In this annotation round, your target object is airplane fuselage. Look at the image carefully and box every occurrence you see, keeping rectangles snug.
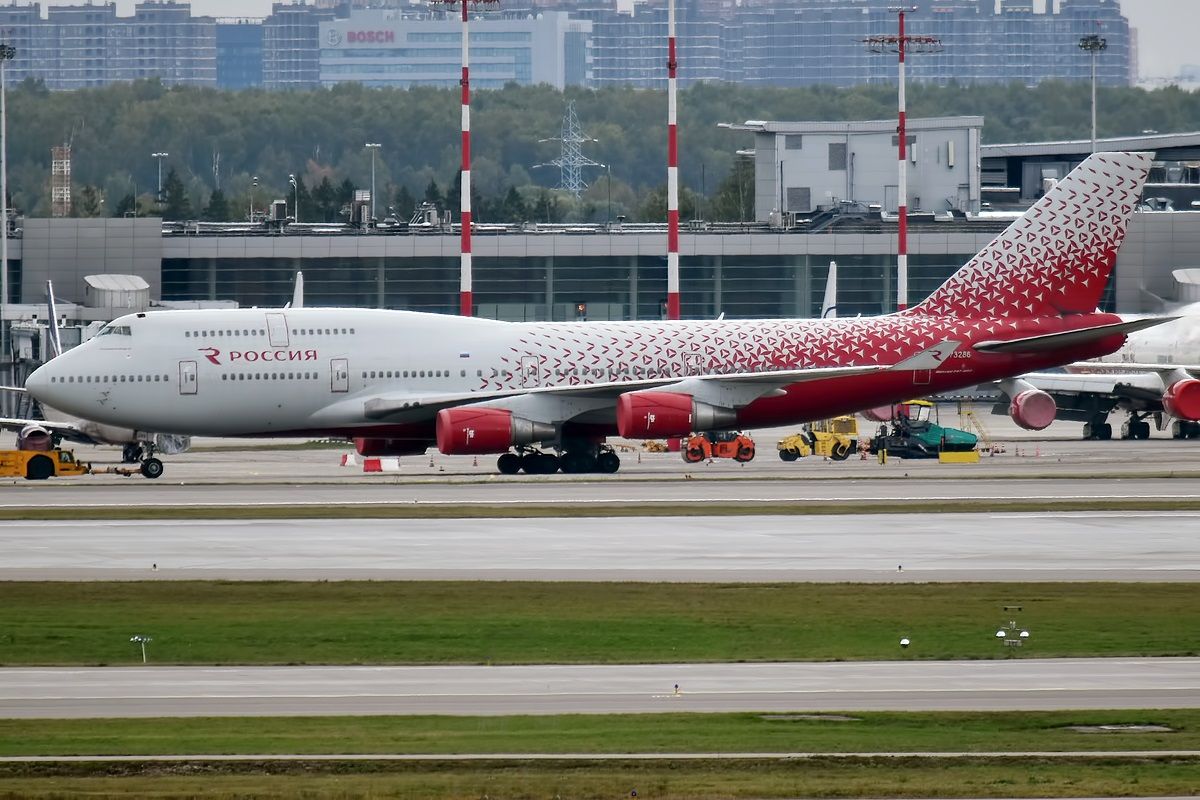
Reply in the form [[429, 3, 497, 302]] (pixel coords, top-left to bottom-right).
[[27, 307, 1127, 443]]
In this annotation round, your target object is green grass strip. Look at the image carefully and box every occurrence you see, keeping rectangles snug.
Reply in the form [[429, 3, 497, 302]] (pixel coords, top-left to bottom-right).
[[3, 497, 1200, 520], [0, 582, 1195, 666], [1, 756, 1197, 798], [2, 710, 1200, 757]]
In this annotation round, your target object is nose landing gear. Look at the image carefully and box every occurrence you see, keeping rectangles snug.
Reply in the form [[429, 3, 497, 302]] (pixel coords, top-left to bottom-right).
[[124, 441, 165, 479]]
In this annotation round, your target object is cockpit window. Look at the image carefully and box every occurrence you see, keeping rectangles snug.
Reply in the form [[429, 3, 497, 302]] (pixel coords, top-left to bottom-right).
[[96, 324, 132, 338]]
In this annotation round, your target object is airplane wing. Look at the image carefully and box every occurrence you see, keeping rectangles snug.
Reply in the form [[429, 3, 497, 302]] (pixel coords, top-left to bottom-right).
[[362, 364, 883, 421], [990, 369, 1180, 423], [360, 341, 958, 423]]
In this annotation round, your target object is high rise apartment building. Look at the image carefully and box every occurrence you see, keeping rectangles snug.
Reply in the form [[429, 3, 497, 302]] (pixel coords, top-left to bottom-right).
[[0, 1, 215, 90], [0, 0, 1130, 91]]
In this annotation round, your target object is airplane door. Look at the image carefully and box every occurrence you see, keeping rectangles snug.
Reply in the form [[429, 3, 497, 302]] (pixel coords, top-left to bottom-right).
[[520, 355, 541, 388], [266, 313, 290, 348], [912, 369, 931, 386], [685, 351, 704, 376], [331, 358, 349, 393], [178, 360, 197, 395]]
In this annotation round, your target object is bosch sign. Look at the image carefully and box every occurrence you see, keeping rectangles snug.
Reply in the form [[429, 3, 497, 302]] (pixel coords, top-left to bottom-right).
[[346, 30, 395, 43]]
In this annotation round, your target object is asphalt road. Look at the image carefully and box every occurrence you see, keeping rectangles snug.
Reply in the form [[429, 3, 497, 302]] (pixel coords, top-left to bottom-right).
[[4, 511, 1199, 581], [4, 658, 1197, 718]]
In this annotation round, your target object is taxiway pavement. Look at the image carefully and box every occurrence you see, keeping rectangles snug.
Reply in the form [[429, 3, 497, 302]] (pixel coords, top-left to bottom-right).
[[3, 511, 1198, 581], [4, 658, 1197, 718]]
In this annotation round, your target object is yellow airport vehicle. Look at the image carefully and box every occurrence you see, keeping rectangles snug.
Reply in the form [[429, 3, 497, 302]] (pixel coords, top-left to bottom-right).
[[777, 415, 858, 461], [0, 448, 90, 480], [0, 448, 155, 480]]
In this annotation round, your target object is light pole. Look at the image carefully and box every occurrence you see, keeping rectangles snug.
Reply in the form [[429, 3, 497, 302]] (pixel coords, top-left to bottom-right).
[[249, 175, 258, 222], [365, 143, 381, 224], [1079, 33, 1108, 153], [0, 43, 14, 356], [289, 173, 298, 223], [151, 152, 168, 203], [864, 8, 942, 312], [130, 634, 152, 664]]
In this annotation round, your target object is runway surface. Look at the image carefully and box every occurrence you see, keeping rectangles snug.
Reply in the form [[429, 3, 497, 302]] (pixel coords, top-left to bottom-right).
[[3, 476, 1200, 509], [4, 658, 1198, 718], [4, 511, 1199, 581]]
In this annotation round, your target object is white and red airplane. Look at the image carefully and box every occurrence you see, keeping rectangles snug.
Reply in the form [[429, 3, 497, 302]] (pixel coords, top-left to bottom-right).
[[24, 152, 1179, 476]]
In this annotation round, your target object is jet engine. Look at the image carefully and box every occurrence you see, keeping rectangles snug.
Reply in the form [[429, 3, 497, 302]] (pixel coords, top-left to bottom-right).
[[615, 391, 737, 438], [1162, 377, 1200, 421], [354, 437, 432, 457], [861, 406, 894, 423], [16, 424, 53, 451], [435, 407, 555, 455], [1008, 388, 1057, 431]]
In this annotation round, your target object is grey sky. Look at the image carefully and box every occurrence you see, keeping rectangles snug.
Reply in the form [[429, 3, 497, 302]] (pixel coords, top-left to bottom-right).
[[22, 0, 1200, 80]]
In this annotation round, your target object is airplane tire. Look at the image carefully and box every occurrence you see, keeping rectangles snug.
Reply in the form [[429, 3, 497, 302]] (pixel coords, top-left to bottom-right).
[[535, 454, 561, 474], [779, 449, 798, 462], [1098, 424, 1112, 440], [25, 455, 54, 481], [1135, 421, 1151, 440], [497, 453, 521, 475], [596, 451, 620, 474], [140, 457, 165, 480]]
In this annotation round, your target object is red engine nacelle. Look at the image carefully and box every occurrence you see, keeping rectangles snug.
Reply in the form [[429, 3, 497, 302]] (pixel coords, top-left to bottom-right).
[[616, 391, 737, 438], [1162, 377, 1200, 421], [435, 407, 555, 455], [354, 438, 431, 457], [1009, 388, 1057, 431], [861, 406, 894, 423]]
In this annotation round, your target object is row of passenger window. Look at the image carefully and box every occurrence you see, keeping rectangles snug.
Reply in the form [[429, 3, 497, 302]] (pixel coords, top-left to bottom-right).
[[362, 369, 465, 379], [184, 328, 356, 338], [221, 372, 321, 381], [49, 374, 170, 384]]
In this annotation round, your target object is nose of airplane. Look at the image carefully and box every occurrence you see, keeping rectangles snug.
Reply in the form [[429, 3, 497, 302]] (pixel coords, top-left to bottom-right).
[[24, 362, 55, 404]]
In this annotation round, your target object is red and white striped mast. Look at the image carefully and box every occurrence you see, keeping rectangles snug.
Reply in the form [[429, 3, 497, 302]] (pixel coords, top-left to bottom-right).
[[864, 8, 940, 312], [438, 0, 496, 316], [665, 0, 680, 320]]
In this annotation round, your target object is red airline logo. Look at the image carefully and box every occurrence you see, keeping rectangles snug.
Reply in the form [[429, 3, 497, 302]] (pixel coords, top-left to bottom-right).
[[199, 347, 318, 366]]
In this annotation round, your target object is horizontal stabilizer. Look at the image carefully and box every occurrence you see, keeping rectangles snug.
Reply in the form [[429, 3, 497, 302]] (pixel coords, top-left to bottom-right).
[[973, 317, 1176, 354]]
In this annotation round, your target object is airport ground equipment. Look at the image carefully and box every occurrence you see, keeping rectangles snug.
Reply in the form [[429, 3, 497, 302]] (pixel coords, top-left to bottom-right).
[[869, 400, 977, 459], [0, 448, 90, 480], [957, 404, 1005, 454], [682, 431, 756, 463], [0, 448, 161, 480], [777, 416, 858, 461]]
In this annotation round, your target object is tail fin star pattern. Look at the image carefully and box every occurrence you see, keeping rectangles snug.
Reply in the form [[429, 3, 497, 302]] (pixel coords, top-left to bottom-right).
[[909, 151, 1152, 319]]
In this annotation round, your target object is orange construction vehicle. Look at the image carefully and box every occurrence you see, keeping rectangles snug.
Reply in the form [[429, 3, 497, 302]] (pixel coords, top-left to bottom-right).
[[681, 431, 756, 463]]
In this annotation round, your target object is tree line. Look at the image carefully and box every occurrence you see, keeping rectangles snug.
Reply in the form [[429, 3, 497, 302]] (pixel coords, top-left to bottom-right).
[[9, 77, 1200, 223]]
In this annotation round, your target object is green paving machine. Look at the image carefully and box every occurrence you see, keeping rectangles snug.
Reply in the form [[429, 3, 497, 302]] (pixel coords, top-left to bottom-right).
[[868, 400, 978, 459]]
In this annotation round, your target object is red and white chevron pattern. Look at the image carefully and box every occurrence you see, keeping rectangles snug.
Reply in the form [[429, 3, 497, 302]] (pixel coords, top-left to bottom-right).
[[481, 315, 1022, 391], [911, 152, 1151, 319]]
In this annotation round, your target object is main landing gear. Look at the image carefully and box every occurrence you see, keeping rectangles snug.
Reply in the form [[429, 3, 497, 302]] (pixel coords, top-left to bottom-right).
[[122, 442, 165, 479], [496, 443, 621, 475], [1119, 412, 1152, 441], [1081, 414, 1113, 441]]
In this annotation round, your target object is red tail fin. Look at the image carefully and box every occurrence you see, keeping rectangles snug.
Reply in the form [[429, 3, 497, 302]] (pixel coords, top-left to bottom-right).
[[910, 152, 1152, 319]]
